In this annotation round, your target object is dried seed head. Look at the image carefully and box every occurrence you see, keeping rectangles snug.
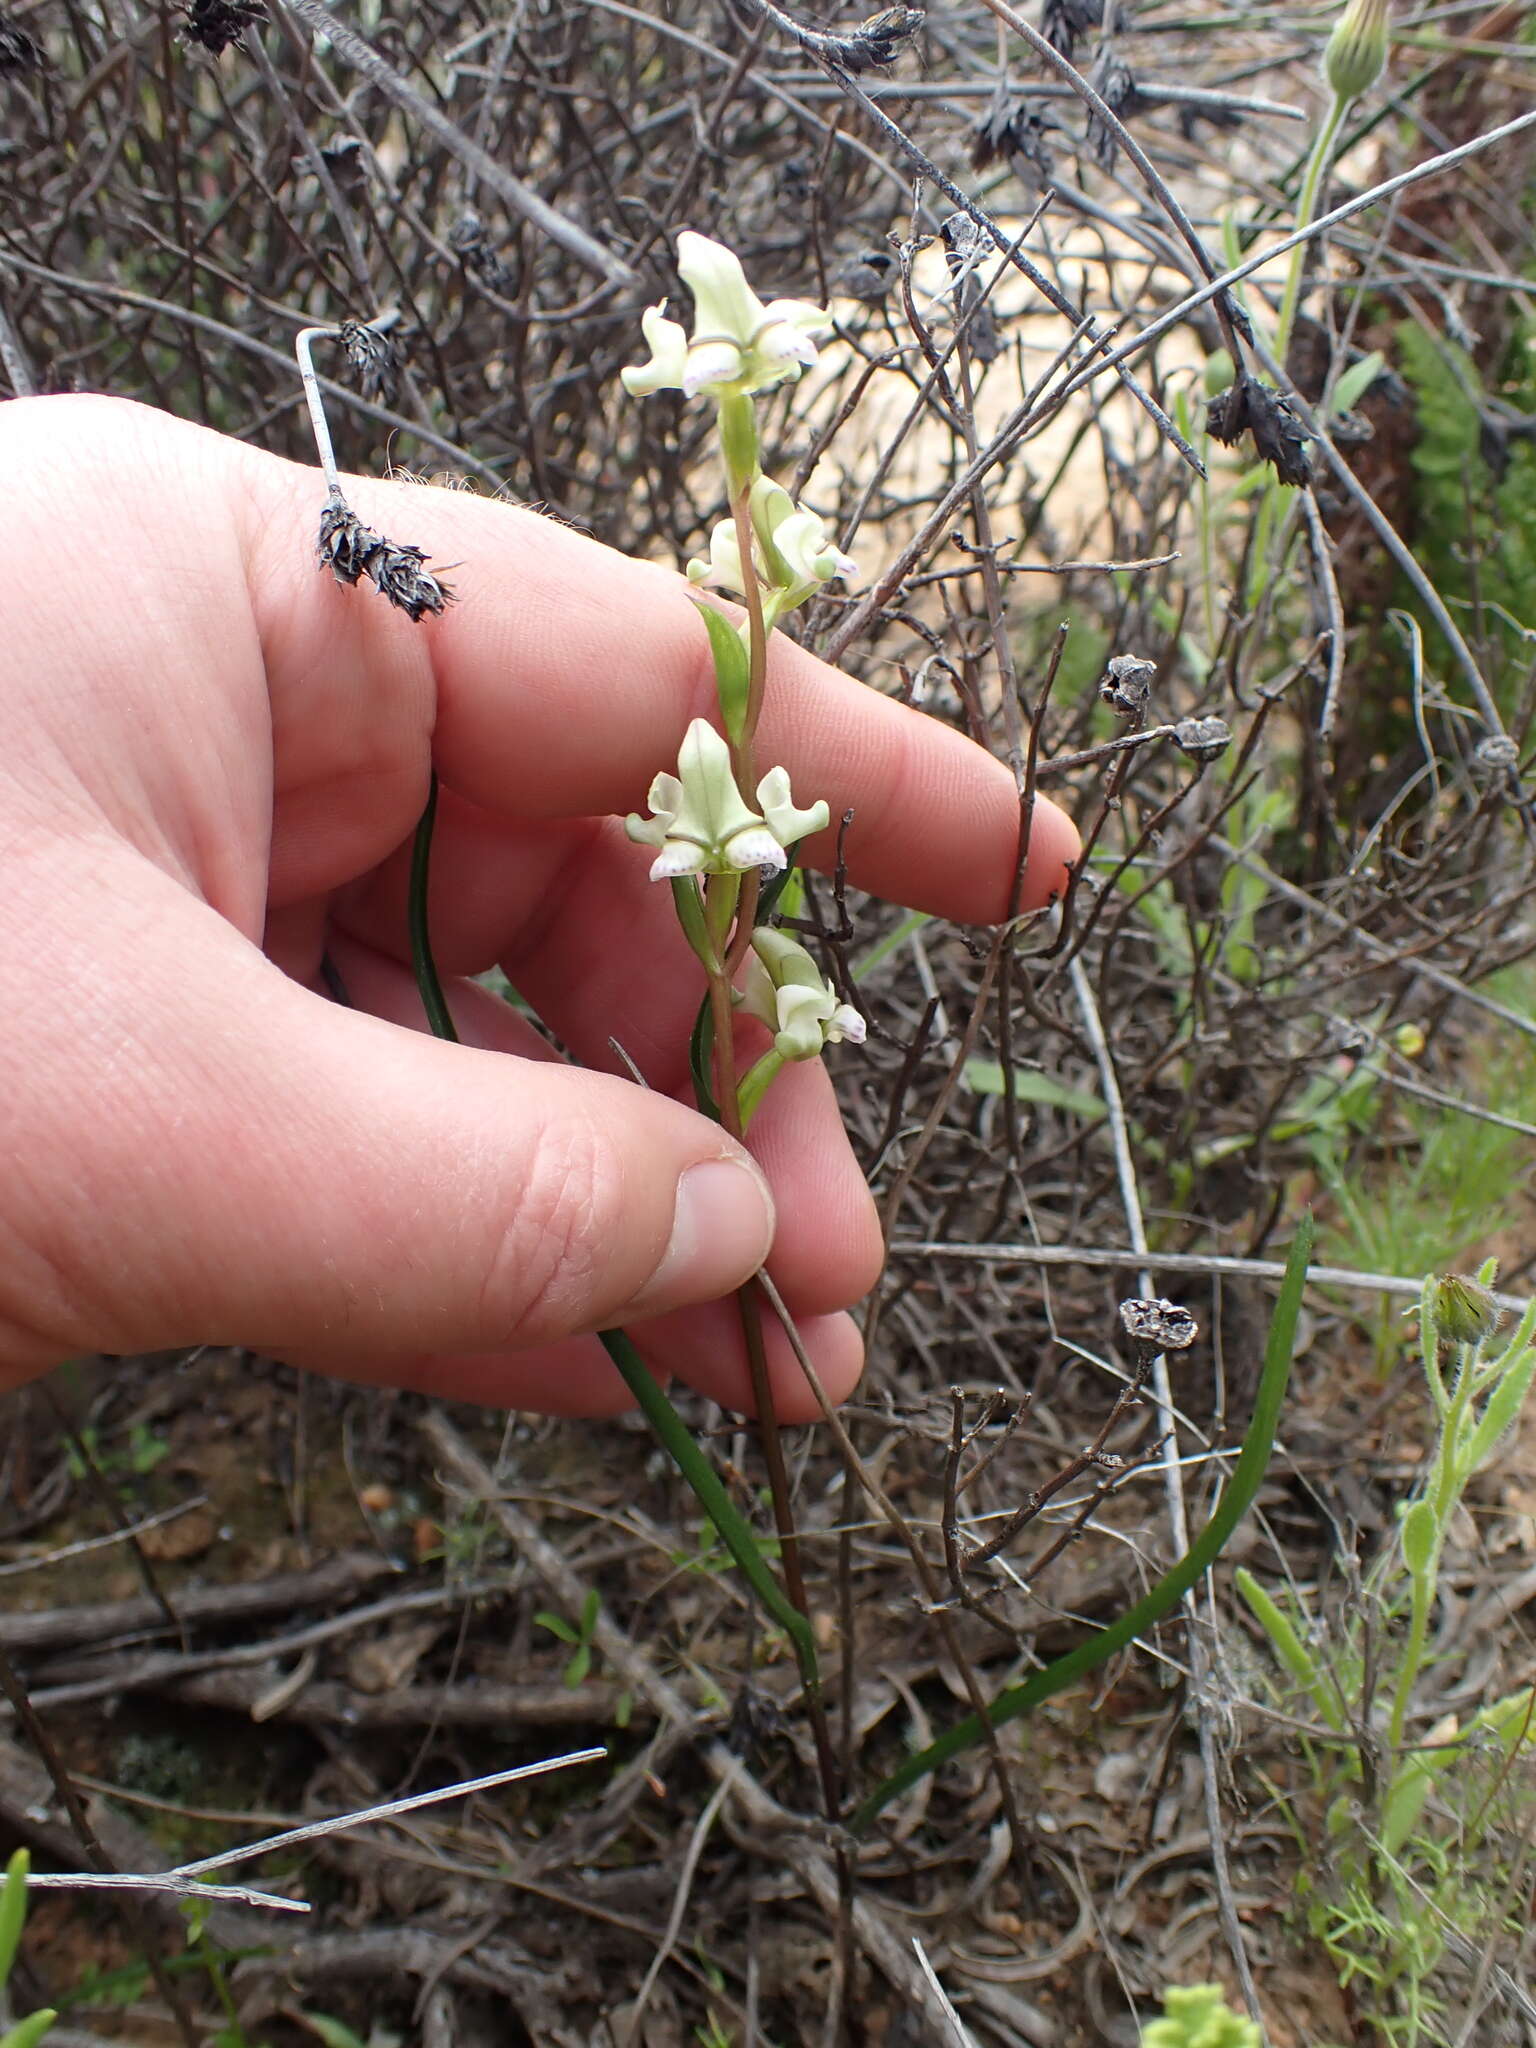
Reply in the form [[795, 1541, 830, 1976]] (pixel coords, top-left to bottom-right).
[[1100, 653, 1156, 719], [450, 211, 514, 293], [1473, 734, 1520, 775], [0, 16, 43, 70], [1173, 716, 1232, 763], [1042, 0, 1102, 59], [1206, 373, 1312, 487], [182, 0, 266, 54], [832, 248, 898, 303], [1085, 54, 1139, 171], [316, 497, 452, 622], [1119, 1298, 1199, 1354], [1427, 1273, 1503, 1348], [828, 5, 925, 73], [338, 320, 401, 404], [319, 135, 369, 198], [971, 96, 1056, 185]]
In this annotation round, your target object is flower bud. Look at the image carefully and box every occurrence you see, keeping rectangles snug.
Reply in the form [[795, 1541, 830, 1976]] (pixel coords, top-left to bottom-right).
[[1324, 0, 1389, 103], [1427, 1273, 1503, 1349]]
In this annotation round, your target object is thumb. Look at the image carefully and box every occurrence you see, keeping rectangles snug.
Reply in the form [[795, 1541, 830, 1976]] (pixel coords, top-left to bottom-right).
[[1, 863, 775, 1382]]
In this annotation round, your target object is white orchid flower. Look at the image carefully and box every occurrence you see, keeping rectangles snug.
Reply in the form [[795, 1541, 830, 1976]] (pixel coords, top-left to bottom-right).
[[624, 720, 829, 881], [687, 475, 857, 612], [622, 232, 833, 402], [738, 927, 866, 1063]]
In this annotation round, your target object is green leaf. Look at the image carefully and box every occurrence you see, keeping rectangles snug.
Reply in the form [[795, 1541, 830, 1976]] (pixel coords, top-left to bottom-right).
[[694, 600, 750, 745], [852, 909, 931, 983], [564, 1644, 592, 1689], [598, 1328, 818, 1684], [294, 2017, 372, 2048], [962, 1060, 1104, 1120], [1330, 349, 1386, 416], [0, 1850, 29, 1992], [1234, 1569, 1345, 1732], [534, 1610, 579, 1645], [1398, 1499, 1440, 1583], [688, 995, 720, 1122], [0, 2012, 58, 2048], [852, 1215, 1314, 1831]]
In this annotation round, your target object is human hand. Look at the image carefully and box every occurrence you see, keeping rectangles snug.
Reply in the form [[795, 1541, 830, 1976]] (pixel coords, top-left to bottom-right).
[[0, 396, 1078, 1418]]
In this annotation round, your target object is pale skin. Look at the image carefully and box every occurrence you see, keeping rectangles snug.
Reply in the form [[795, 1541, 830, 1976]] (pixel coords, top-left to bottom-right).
[[0, 396, 1080, 1419]]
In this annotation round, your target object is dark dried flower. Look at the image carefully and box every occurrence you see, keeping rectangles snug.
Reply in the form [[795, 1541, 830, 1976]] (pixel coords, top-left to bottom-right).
[[832, 247, 898, 303], [1172, 715, 1232, 762], [1206, 371, 1312, 487], [1119, 1297, 1199, 1354], [0, 16, 43, 71], [1042, 0, 1102, 60], [1085, 53, 1139, 171], [319, 135, 369, 199], [726, 1682, 787, 1761], [317, 496, 452, 622], [449, 210, 514, 295], [972, 95, 1056, 185], [1100, 652, 1156, 718], [338, 320, 401, 404], [182, 0, 266, 54], [827, 5, 924, 73]]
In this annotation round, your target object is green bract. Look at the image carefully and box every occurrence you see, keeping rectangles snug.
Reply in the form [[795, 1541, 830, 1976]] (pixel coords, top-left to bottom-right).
[[621, 231, 832, 402], [625, 719, 828, 880]]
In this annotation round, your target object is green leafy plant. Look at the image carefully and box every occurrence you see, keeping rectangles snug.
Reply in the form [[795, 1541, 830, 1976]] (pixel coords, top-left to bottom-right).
[[1139, 1983, 1259, 2048], [65, 1420, 171, 1483], [0, 1852, 58, 2048], [1237, 1262, 1536, 2041], [535, 1587, 602, 1689]]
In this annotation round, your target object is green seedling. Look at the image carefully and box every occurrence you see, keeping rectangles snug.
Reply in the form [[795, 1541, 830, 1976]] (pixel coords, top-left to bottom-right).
[[535, 1587, 602, 1689]]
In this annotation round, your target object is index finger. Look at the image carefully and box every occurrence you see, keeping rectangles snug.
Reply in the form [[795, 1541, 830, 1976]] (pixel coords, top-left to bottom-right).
[[273, 469, 1079, 925]]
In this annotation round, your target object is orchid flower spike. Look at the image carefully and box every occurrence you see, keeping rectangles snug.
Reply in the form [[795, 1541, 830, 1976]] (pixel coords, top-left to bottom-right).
[[688, 475, 857, 613], [622, 232, 833, 402], [625, 719, 829, 881], [738, 927, 866, 1063]]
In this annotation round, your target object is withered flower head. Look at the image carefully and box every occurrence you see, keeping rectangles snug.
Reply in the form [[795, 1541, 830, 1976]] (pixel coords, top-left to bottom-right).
[[1206, 372, 1312, 488], [1101, 652, 1156, 719], [1173, 716, 1232, 763], [1119, 1298, 1199, 1355], [338, 320, 401, 404], [971, 96, 1056, 184], [1085, 54, 1140, 171], [1042, 0, 1102, 59], [828, 5, 925, 73], [832, 248, 898, 303], [319, 135, 368, 198], [182, 0, 266, 54], [0, 16, 42, 70], [450, 211, 514, 294], [317, 496, 452, 623]]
